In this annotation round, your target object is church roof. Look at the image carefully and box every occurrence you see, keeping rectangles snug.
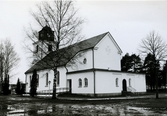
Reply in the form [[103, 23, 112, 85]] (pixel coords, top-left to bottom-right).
[[25, 32, 109, 74], [39, 25, 53, 32]]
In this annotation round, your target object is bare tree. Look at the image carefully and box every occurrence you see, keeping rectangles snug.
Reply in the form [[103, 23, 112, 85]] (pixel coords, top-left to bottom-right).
[[139, 31, 167, 98], [140, 31, 167, 60], [24, 0, 84, 99], [0, 39, 20, 94], [2, 39, 20, 79]]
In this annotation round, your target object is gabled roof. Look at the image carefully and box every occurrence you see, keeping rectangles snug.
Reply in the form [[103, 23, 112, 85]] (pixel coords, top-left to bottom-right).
[[25, 32, 108, 74]]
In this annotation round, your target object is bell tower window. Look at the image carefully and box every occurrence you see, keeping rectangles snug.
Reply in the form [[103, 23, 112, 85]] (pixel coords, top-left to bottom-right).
[[47, 33, 51, 38], [48, 44, 52, 52]]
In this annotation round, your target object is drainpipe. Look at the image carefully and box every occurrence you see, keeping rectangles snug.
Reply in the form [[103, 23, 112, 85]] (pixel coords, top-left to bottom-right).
[[92, 48, 96, 96]]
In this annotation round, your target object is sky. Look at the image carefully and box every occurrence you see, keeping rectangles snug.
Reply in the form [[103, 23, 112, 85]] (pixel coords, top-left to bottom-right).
[[0, 0, 167, 83]]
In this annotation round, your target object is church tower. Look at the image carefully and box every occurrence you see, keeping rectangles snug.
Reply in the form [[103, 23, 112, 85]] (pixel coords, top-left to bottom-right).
[[32, 26, 57, 64]]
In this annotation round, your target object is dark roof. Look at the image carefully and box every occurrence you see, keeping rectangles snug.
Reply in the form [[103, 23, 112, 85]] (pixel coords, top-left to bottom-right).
[[25, 32, 108, 74], [39, 25, 53, 32]]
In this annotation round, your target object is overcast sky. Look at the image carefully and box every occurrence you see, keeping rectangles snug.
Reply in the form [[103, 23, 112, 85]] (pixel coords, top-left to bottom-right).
[[0, 0, 167, 83]]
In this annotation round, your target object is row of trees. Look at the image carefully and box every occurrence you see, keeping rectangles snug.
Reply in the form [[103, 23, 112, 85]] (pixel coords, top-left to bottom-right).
[[121, 31, 167, 98], [0, 39, 20, 94], [121, 53, 167, 90]]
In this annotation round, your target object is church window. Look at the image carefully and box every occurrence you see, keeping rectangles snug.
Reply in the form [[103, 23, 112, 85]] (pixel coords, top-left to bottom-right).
[[46, 73, 48, 87], [116, 78, 119, 87], [47, 33, 51, 38], [84, 78, 88, 87], [40, 33, 43, 38], [129, 78, 131, 87], [83, 58, 87, 64], [78, 78, 82, 87]]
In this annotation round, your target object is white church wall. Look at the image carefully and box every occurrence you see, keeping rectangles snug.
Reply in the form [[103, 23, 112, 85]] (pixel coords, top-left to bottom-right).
[[133, 74, 146, 92], [67, 72, 94, 94], [58, 67, 68, 88], [95, 70, 146, 94], [95, 71, 122, 94], [25, 73, 32, 93], [25, 66, 67, 93], [121, 73, 146, 92], [67, 49, 93, 72], [94, 34, 121, 71], [37, 69, 54, 92]]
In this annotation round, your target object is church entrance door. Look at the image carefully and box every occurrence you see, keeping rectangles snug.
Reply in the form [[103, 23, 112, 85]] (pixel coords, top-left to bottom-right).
[[68, 79, 72, 93], [122, 79, 127, 91]]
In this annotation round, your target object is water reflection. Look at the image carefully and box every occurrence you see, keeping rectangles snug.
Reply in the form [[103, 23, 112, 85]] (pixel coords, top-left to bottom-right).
[[1, 103, 167, 116]]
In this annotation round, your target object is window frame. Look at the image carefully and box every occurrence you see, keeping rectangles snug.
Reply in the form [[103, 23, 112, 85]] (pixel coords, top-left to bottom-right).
[[129, 78, 131, 87], [84, 78, 88, 87], [116, 78, 119, 87], [78, 78, 82, 87]]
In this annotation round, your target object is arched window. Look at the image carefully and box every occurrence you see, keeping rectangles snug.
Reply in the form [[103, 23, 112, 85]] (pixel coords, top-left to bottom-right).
[[116, 78, 118, 87], [84, 78, 88, 87], [83, 58, 87, 64], [48, 44, 52, 52], [129, 78, 131, 87], [46, 73, 48, 86], [78, 78, 82, 87]]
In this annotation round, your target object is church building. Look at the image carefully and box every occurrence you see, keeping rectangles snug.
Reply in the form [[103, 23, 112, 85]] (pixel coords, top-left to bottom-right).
[[25, 26, 146, 96]]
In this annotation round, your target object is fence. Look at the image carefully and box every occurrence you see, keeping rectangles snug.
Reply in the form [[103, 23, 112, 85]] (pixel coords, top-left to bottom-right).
[[37, 87, 70, 95]]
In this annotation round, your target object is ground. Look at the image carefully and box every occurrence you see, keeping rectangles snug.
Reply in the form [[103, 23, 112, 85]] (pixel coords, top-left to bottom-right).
[[0, 94, 167, 116]]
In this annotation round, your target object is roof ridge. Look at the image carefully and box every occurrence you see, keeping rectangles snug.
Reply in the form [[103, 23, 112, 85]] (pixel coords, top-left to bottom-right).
[[77, 32, 109, 44], [66, 31, 108, 47]]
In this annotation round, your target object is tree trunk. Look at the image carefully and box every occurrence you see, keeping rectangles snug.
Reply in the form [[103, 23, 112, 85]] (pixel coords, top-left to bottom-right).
[[52, 68, 57, 99], [155, 67, 159, 99]]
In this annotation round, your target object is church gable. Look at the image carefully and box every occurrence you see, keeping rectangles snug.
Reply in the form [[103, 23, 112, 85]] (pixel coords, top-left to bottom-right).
[[66, 32, 123, 72], [95, 33, 122, 55], [93, 33, 122, 70]]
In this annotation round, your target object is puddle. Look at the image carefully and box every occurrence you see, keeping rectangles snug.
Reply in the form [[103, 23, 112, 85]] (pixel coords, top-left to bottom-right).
[[1, 103, 166, 116]]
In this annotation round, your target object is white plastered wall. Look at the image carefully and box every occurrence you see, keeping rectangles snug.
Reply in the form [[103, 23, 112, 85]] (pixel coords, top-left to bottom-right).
[[67, 49, 93, 72], [95, 71, 146, 94], [94, 34, 121, 70], [67, 72, 94, 94], [25, 66, 67, 93]]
